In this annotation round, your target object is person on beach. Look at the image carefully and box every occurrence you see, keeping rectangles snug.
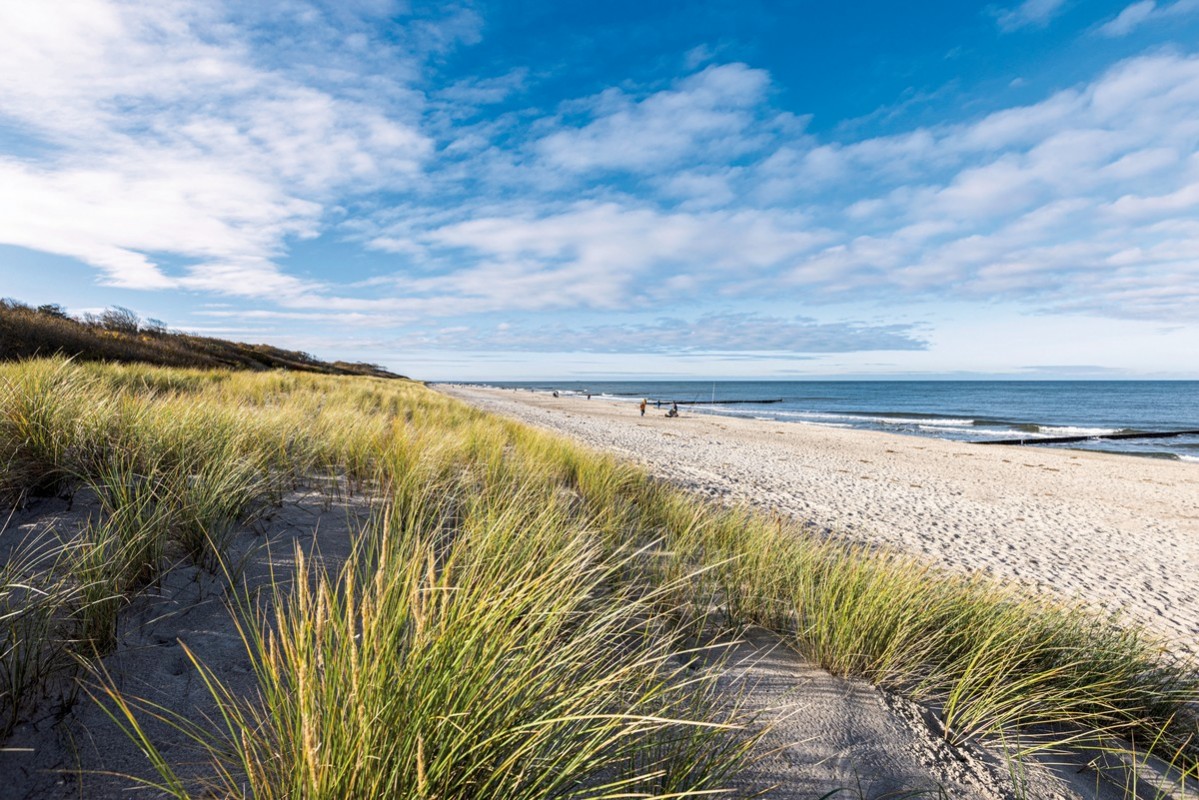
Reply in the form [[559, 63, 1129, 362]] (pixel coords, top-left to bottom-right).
[[640, 398, 647, 416], [666, 402, 679, 418]]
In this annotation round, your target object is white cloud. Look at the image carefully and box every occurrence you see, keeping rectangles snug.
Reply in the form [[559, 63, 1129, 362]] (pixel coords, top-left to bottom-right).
[[0, 154, 320, 293], [750, 53, 1199, 319], [995, 0, 1069, 31], [683, 44, 719, 70], [336, 52, 1199, 323], [1106, 180, 1199, 218], [0, 0, 433, 294], [360, 202, 828, 314], [535, 63, 772, 173], [654, 169, 741, 208], [436, 68, 530, 106], [1099, 1, 1159, 36], [4, 0, 1199, 351], [1098, 0, 1199, 37], [247, 50, 1199, 322]]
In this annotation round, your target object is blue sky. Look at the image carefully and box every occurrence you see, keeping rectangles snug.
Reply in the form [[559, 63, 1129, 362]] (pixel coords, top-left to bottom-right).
[[2, 0, 1198, 380]]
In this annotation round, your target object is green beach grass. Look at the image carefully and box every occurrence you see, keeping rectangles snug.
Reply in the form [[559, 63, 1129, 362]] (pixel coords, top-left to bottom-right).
[[2, 357, 1197, 797]]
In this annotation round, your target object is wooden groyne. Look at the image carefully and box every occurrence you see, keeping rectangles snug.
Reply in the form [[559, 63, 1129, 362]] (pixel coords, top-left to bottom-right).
[[675, 398, 784, 406], [975, 429, 1199, 446]]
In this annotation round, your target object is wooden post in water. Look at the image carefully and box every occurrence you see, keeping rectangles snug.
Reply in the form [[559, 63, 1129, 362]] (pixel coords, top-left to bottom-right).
[[974, 430, 1199, 446]]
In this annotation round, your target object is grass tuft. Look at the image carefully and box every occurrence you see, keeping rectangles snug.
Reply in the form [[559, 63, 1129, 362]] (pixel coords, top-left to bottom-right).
[[0, 358, 1194, 798]]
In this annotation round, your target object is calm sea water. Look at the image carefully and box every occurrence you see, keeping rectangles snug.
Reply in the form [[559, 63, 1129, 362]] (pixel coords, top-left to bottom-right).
[[479, 381, 1199, 462]]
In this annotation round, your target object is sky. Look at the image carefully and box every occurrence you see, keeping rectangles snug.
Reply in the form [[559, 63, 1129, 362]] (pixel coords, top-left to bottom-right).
[[1, 0, 1198, 381]]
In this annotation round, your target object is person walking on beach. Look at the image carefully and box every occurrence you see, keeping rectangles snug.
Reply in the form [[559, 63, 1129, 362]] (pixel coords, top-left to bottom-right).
[[640, 398, 647, 417]]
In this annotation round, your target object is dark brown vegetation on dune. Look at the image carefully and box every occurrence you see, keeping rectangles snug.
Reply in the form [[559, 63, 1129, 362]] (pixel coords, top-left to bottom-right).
[[0, 298, 404, 379]]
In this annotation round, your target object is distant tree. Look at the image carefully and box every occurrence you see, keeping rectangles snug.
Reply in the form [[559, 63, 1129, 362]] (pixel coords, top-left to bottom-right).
[[100, 306, 141, 334], [1, 298, 31, 312], [144, 318, 168, 335], [36, 303, 69, 318]]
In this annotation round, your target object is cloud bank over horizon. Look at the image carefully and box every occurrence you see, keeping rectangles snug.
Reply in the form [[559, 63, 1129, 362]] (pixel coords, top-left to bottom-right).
[[2, 0, 1198, 378]]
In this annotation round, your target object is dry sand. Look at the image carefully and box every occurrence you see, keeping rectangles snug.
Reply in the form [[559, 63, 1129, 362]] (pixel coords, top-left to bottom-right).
[[442, 386, 1199, 657], [0, 484, 372, 800]]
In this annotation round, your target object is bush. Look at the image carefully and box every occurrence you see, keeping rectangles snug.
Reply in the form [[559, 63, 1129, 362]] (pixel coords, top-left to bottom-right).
[[99, 306, 141, 334]]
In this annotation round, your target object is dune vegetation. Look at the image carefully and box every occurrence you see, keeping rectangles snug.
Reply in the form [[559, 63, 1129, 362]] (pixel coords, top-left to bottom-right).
[[1, 357, 1197, 797], [0, 298, 403, 378]]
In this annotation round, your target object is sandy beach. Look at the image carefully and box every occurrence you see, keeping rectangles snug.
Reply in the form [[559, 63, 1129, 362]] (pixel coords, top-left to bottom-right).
[[442, 386, 1199, 656], [4, 368, 1196, 800]]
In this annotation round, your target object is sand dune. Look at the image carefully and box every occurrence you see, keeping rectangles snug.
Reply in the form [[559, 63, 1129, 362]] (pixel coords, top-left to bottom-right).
[[5, 383, 1196, 799]]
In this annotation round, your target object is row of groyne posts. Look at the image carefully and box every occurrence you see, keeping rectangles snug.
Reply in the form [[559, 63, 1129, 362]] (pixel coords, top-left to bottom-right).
[[973, 429, 1199, 446]]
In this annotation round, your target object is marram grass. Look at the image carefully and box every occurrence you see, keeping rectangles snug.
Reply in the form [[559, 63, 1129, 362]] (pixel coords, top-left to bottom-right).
[[0, 357, 1196, 797], [105, 490, 754, 799]]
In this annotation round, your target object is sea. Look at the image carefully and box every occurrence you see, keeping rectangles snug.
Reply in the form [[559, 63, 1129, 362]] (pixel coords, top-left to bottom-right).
[[478, 381, 1199, 463]]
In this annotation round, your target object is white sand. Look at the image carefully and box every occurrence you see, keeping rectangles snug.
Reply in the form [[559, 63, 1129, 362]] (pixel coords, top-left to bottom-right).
[[442, 386, 1199, 656]]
